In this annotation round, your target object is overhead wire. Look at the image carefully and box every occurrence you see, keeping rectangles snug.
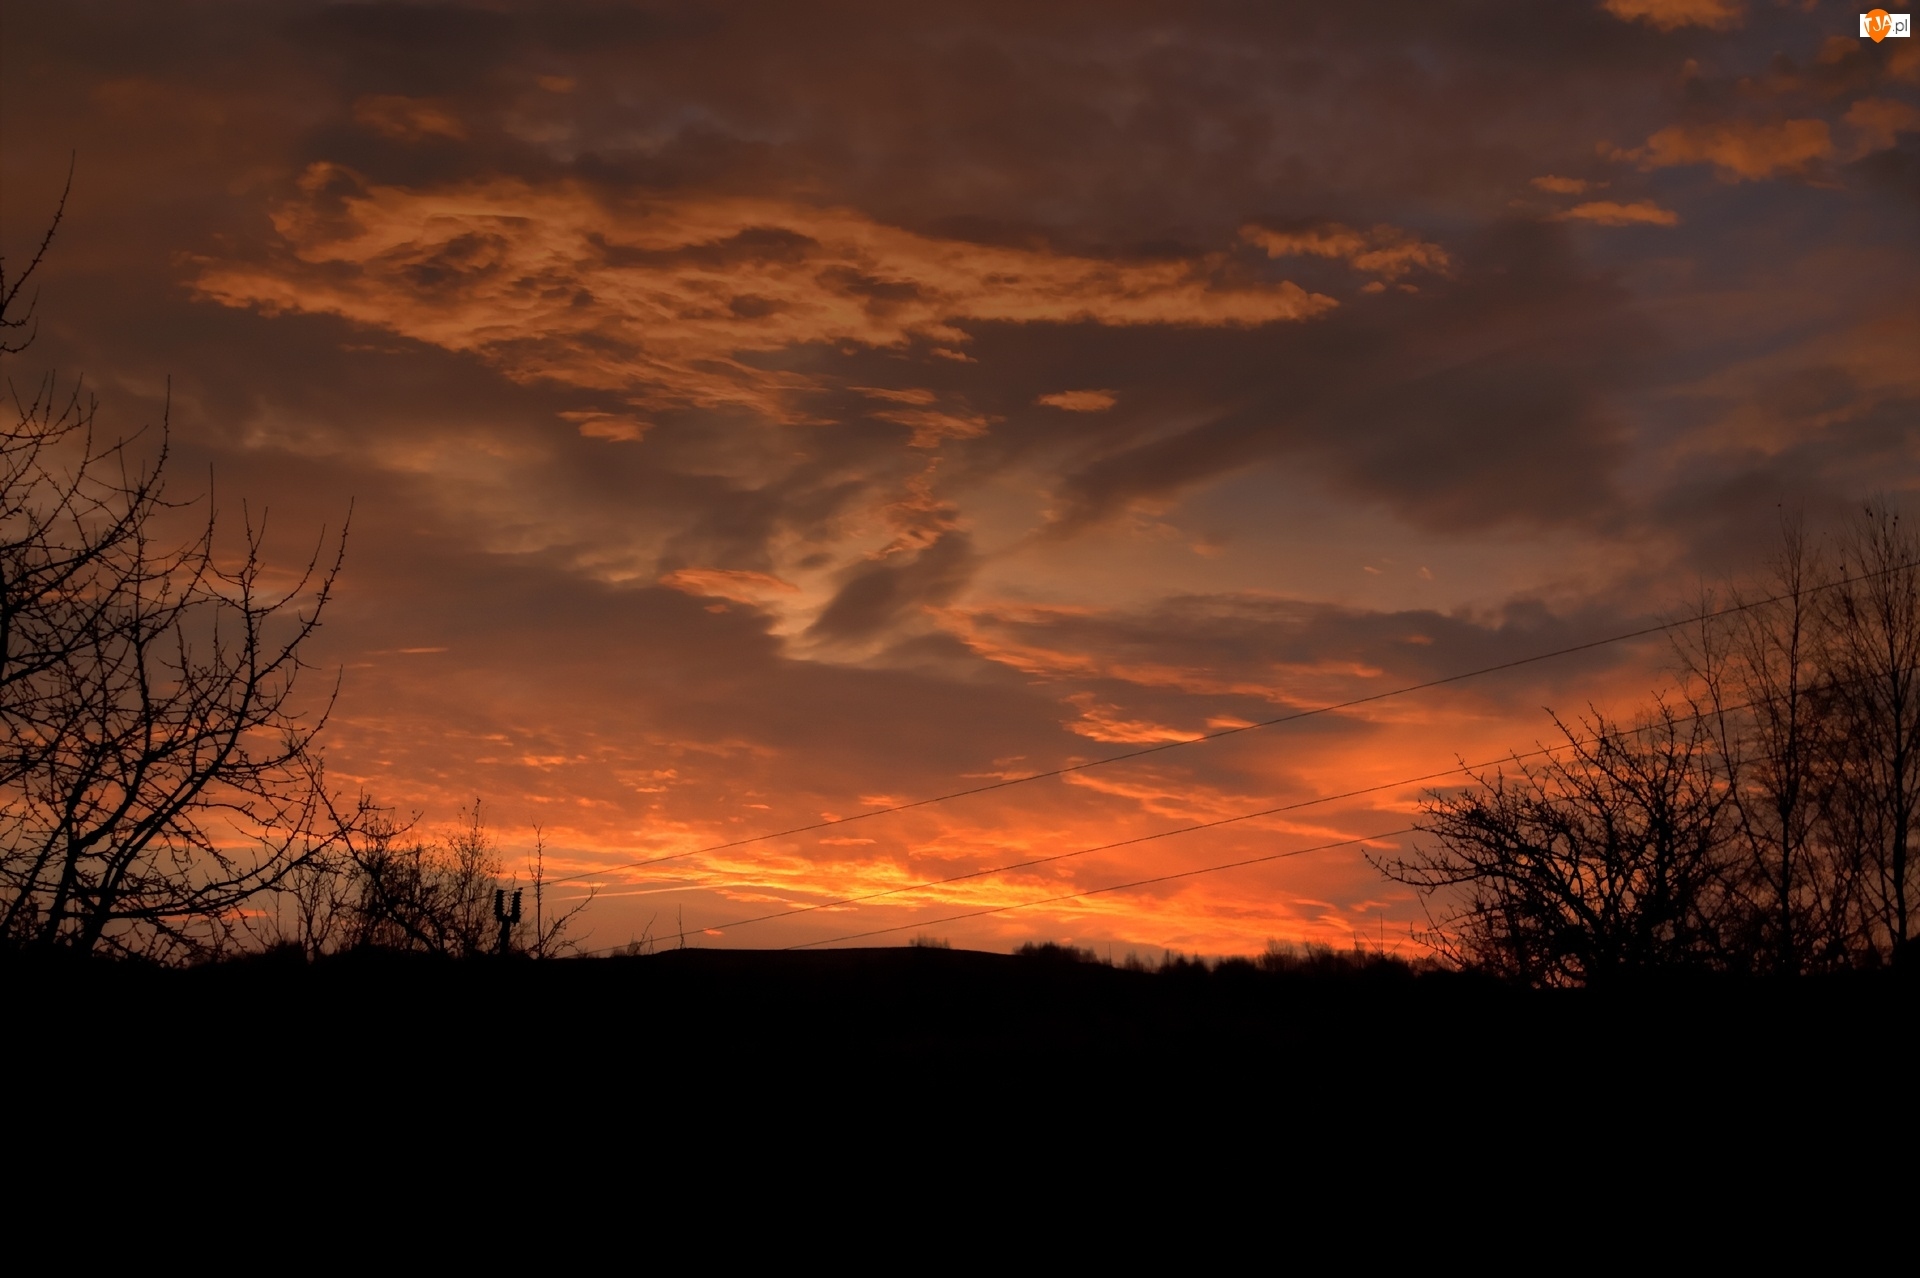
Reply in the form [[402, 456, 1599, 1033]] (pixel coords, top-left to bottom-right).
[[793, 630, 1920, 946], [788, 827, 1421, 949], [569, 748, 1552, 949], [544, 560, 1899, 891], [572, 671, 1861, 955]]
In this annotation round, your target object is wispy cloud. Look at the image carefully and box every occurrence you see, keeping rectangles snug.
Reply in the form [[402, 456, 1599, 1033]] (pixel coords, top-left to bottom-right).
[[1600, 0, 1744, 32], [1036, 389, 1117, 412], [1239, 222, 1450, 282], [1622, 119, 1833, 181], [1556, 199, 1681, 226], [196, 166, 1337, 430]]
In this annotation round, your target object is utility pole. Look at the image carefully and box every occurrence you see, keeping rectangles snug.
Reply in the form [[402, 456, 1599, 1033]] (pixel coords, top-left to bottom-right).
[[494, 887, 522, 956]]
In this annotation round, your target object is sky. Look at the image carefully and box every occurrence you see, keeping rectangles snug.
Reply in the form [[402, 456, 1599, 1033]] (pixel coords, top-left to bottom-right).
[[3, 0, 1918, 957]]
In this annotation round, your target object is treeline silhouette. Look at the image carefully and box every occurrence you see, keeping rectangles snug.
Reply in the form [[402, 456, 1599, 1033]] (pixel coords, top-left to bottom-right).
[[1006, 938, 1434, 980], [268, 803, 588, 960], [1383, 515, 1920, 983]]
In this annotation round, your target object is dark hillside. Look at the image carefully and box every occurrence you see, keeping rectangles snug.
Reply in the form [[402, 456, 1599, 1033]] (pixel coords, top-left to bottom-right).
[[12, 948, 1907, 1119]]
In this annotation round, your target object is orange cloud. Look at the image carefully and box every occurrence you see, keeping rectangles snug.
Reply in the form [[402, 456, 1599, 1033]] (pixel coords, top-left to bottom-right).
[[1600, 0, 1743, 30], [852, 386, 995, 446], [658, 568, 800, 602], [1556, 199, 1681, 226], [351, 95, 468, 141], [194, 167, 1337, 425], [869, 407, 995, 448], [1532, 175, 1602, 195], [1065, 694, 1204, 745], [1628, 118, 1832, 180], [557, 409, 648, 442], [1845, 97, 1920, 156], [1037, 389, 1118, 412], [853, 386, 938, 406], [1239, 222, 1450, 281]]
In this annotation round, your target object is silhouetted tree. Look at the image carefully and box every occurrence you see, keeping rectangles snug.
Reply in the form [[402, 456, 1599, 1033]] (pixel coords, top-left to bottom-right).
[[524, 827, 592, 959], [0, 185, 352, 958], [309, 801, 587, 958], [1379, 702, 1733, 986], [1675, 518, 1858, 972], [1391, 507, 1920, 981], [1822, 503, 1920, 960], [340, 804, 502, 958]]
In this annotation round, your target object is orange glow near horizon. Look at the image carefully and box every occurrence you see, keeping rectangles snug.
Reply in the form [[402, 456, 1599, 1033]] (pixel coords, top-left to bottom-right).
[[310, 614, 1680, 956]]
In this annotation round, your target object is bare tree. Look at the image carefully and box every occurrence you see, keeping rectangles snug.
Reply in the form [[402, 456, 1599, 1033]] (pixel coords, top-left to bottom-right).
[[1378, 702, 1734, 986], [524, 826, 592, 959], [1675, 518, 1855, 972], [340, 803, 502, 958], [261, 834, 354, 960], [1385, 509, 1920, 981], [1822, 503, 1920, 960], [0, 185, 353, 959]]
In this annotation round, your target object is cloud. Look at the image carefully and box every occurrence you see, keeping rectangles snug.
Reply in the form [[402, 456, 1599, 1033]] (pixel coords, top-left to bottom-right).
[[1846, 97, 1920, 156], [1043, 221, 1644, 533], [1600, 0, 1744, 31], [558, 409, 647, 441], [1037, 390, 1117, 412], [1629, 118, 1833, 180], [948, 590, 1651, 751], [1556, 199, 1681, 226], [659, 568, 800, 603], [194, 167, 1337, 427], [1240, 223, 1450, 281], [352, 95, 469, 142], [808, 530, 980, 642], [1898, 46, 1920, 86], [868, 407, 995, 448], [1532, 175, 1603, 195], [853, 387, 937, 406], [1064, 693, 1204, 744]]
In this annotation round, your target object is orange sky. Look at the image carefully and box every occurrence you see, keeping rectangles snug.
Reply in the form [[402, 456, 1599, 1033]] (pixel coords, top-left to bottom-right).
[[4, 0, 1919, 956]]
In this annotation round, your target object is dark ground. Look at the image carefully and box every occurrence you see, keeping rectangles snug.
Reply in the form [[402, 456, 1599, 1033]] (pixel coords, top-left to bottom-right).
[[11, 945, 1908, 1093], [14, 947, 1903, 1250], [9, 946, 1913, 1220]]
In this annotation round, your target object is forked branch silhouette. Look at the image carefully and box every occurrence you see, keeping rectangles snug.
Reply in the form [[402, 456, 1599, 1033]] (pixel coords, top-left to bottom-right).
[[0, 179, 360, 959]]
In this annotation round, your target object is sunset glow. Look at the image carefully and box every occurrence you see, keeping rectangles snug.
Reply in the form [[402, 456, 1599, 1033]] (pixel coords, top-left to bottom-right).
[[5, 0, 1918, 957]]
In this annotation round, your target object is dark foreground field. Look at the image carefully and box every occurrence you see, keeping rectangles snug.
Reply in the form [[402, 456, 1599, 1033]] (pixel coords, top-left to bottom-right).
[[10, 947, 1910, 1236], [12, 946, 1909, 1108]]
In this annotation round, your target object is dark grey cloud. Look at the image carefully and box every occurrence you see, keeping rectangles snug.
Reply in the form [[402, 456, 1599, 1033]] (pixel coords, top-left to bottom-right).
[[810, 530, 979, 641], [1036, 220, 1646, 532]]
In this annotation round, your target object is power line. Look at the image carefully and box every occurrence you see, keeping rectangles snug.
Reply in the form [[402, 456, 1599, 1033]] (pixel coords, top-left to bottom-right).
[[546, 561, 1892, 890], [569, 668, 1881, 955], [580, 753, 1528, 946], [787, 827, 1419, 949]]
